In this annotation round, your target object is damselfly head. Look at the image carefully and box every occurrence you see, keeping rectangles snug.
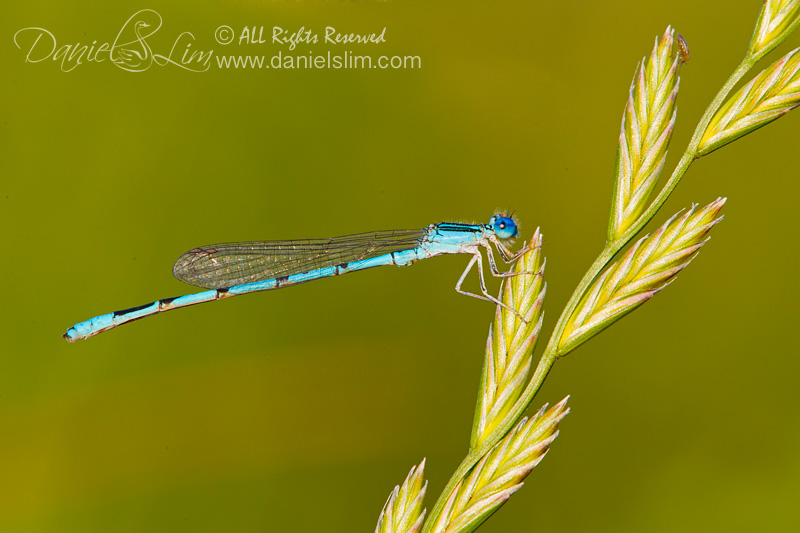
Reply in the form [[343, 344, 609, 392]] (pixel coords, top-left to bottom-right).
[[489, 213, 519, 239]]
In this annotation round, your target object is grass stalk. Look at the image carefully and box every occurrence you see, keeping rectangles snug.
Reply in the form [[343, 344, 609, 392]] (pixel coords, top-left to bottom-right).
[[418, 7, 800, 529], [422, 43, 758, 533]]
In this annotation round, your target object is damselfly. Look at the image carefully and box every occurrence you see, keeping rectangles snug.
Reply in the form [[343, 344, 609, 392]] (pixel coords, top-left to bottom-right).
[[64, 214, 529, 342]]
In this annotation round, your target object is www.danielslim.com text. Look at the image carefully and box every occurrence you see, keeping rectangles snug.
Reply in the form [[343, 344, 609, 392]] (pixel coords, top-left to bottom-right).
[[216, 51, 421, 69]]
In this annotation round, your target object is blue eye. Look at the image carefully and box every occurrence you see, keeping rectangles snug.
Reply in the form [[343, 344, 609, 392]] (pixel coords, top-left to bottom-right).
[[491, 215, 518, 239]]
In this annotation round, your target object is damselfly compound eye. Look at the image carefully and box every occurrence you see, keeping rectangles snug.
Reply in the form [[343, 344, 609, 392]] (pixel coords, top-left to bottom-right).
[[492, 216, 518, 239]]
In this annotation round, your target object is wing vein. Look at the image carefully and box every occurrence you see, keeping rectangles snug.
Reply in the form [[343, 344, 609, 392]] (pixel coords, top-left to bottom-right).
[[172, 228, 426, 289]]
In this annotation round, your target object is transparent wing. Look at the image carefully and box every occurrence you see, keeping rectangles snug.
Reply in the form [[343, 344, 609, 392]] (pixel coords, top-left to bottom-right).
[[172, 228, 427, 289]]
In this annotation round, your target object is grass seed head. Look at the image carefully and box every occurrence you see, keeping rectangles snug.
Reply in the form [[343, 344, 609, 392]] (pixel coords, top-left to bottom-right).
[[610, 27, 682, 240], [431, 398, 569, 533], [699, 48, 800, 156], [472, 230, 546, 448], [376, 459, 428, 533], [561, 198, 726, 356], [749, 0, 800, 59]]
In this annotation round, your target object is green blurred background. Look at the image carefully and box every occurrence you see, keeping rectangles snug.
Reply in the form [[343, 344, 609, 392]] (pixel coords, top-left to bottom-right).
[[2, 1, 798, 531]]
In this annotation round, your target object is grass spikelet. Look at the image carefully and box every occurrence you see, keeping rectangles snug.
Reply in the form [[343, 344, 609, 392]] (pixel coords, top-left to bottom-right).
[[749, 0, 800, 59], [471, 230, 546, 448], [699, 48, 800, 156], [376, 459, 428, 533], [430, 398, 569, 533], [609, 26, 681, 240], [559, 198, 726, 356], [417, 8, 791, 528]]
